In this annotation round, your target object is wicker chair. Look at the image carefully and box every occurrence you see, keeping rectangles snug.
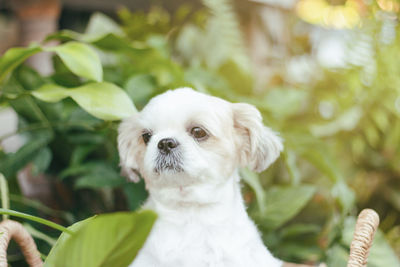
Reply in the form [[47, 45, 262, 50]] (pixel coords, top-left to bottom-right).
[[0, 209, 379, 267]]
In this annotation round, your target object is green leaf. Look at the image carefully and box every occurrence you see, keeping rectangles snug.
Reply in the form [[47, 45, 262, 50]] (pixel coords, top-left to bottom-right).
[[67, 82, 136, 120], [310, 107, 363, 137], [124, 74, 157, 107], [61, 162, 126, 189], [70, 145, 97, 166], [0, 132, 52, 178], [84, 12, 124, 40], [46, 42, 103, 82], [65, 132, 105, 145], [257, 185, 316, 230], [75, 172, 126, 189], [60, 162, 101, 180], [123, 181, 148, 211], [45, 29, 136, 53], [331, 181, 355, 214], [280, 223, 321, 239], [287, 134, 342, 182], [342, 216, 400, 267], [239, 168, 266, 211], [44, 210, 157, 267], [14, 65, 46, 91], [31, 147, 52, 176], [383, 186, 400, 212], [82, 13, 143, 53], [283, 150, 301, 185], [0, 45, 42, 83], [45, 30, 82, 43], [31, 84, 68, 102], [260, 88, 307, 118], [3, 77, 54, 123], [32, 82, 136, 120], [326, 245, 349, 267], [45, 217, 94, 265], [90, 33, 138, 52]]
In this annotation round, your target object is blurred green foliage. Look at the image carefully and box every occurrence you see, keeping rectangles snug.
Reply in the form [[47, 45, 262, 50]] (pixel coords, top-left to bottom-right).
[[0, 0, 399, 265]]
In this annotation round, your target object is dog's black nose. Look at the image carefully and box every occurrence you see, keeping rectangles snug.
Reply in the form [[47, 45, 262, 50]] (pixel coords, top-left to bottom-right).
[[157, 138, 179, 154]]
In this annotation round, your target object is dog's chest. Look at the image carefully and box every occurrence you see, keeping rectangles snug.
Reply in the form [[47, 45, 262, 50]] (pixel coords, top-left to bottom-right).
[[137, 219, 249, 266], [130, 215, 280, 267]]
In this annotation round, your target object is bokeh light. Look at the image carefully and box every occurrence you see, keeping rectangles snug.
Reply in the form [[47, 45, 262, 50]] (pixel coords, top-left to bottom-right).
[[296, 0, 362, 28]]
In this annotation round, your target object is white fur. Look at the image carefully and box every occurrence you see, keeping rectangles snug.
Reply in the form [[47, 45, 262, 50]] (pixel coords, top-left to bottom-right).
[[118, 88, 283, 267]]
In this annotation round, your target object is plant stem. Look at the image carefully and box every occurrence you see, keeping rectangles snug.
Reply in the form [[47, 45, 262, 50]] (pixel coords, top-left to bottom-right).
[[0, 174, 9, 220], [0, 208, 73, 234]]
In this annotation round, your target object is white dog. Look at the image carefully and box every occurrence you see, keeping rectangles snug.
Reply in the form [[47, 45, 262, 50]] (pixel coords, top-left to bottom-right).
[[118, 88, 284, 267]]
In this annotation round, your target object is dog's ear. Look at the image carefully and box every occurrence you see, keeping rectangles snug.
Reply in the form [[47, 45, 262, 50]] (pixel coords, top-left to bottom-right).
[[232, 103, 283, 172], [118, 115, 141, 182]]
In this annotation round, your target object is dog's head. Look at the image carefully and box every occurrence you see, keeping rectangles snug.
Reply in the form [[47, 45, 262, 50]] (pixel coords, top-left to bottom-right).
[[118, 88, 283, 188]]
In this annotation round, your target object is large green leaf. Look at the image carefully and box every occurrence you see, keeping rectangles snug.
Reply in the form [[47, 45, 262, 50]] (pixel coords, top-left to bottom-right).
[[44, 210, 157, 267], [0, 45, 42, 83], [45, 216, 94, 266], [46, 42, 103, 82], [32, 82, 136, 120], [61, 82, 136, 120], [257, 185, 316, 230]]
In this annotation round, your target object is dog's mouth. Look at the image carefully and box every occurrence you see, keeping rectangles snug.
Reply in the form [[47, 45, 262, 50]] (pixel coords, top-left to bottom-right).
[[154, 151, 184, 173]]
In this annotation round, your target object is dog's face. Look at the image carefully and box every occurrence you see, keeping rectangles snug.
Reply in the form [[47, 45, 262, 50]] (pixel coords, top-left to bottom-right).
[[118, 88, 283, 188]]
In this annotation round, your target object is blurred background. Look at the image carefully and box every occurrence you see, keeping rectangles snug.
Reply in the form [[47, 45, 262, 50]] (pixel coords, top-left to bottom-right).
[[0, 0, 399, 266]]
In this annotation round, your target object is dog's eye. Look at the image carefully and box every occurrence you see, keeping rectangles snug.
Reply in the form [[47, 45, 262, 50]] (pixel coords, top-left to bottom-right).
[[142, 132, 152, 144], [191, 127, 207, 140]]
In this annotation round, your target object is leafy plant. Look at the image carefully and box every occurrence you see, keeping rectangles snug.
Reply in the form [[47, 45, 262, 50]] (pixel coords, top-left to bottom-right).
[[0, 174, 156, 266], [0, 0, 399, 265]]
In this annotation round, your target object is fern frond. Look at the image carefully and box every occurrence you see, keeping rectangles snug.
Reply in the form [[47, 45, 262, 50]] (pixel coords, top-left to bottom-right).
[[202, 0, 251, 71]]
